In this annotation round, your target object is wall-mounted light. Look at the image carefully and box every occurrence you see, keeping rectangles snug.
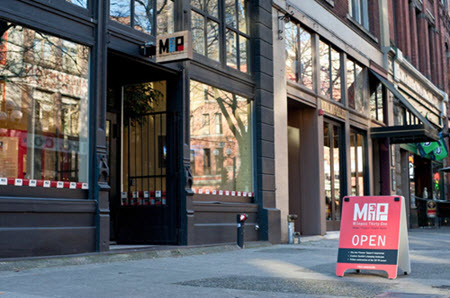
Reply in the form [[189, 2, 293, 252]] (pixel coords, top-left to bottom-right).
[[139, 42, 156, 57]]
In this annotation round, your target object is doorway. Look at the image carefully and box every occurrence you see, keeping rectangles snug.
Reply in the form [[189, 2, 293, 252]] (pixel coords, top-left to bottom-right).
[[107, 54, 179, 244], [324, 119, 343, 231]]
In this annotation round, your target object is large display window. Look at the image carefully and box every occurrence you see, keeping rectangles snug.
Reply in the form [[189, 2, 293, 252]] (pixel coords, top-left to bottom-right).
[[190, 80, 253, 194], [0, 21, 90, 185]]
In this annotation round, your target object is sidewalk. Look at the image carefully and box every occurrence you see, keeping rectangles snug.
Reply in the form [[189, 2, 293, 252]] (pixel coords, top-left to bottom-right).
[[0, 228, 448, 297], [0, 232, 341, 273]]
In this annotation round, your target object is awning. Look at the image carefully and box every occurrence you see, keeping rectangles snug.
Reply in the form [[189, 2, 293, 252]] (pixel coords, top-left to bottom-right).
[[369, 70, 439, 144]]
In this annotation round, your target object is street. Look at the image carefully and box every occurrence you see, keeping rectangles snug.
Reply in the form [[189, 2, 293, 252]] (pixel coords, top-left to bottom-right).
[[0, 228, 449, 298]]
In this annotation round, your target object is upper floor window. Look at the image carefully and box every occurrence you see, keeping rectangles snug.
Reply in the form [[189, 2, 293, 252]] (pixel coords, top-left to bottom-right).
[[285, 21, 313, 89], [319, 40, 341, 102], [191, 0, 250, 73], [347, 58, 366, 113], [348, 0, 369, 30], [66, 0, 87, 8], [110, 0, 174, 36]]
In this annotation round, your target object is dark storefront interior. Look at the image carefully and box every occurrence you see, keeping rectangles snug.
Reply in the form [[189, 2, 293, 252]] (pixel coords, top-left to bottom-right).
[[106, 53, 179, 245]]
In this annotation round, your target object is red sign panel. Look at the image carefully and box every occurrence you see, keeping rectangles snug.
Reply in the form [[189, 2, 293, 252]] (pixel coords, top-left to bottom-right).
[[336, 196, 407, 279]]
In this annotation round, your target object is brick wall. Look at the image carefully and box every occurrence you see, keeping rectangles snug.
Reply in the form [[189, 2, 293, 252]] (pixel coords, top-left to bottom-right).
[[316, 0, 382, 47]]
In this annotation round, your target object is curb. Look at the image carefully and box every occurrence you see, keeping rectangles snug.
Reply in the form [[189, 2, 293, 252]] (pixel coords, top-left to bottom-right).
[[0, 241, 272, 273]]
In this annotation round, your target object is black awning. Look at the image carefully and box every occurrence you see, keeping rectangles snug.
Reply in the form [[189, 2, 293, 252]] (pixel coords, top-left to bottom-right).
[[371, 124, 439, 144], [369, 70, 439, 144]]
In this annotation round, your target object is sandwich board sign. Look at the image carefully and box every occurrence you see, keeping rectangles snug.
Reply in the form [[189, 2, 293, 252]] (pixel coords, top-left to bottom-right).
[[336, 196, 411, 279]]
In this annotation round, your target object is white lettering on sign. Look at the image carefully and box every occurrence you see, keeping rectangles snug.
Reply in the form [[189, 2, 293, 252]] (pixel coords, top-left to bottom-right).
[[352, 235, 386, 247], [354, 203, 389, 221]]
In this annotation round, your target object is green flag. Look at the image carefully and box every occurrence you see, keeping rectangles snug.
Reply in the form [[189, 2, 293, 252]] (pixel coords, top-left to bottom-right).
[[421, 142, 439, 154], [434, 139, 448, 161]]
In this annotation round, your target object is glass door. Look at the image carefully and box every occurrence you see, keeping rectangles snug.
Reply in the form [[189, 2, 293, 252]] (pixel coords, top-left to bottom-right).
[[324, 120, 343, 231]]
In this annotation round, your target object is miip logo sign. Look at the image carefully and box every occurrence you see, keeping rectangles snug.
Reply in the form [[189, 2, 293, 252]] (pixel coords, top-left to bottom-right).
[[159, 36, 184, 54], [353, 203, 389, 221], [156, 31, 192, 63]]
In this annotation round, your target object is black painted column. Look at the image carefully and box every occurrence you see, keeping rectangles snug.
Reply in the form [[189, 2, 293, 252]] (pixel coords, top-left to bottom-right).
[[251, 0, 280, 243], [91, 0, 110, 252]]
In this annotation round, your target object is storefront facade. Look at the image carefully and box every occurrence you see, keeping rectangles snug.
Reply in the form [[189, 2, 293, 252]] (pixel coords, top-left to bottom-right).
[[0, 0, 280, 258], [273, 0, 394, 240]]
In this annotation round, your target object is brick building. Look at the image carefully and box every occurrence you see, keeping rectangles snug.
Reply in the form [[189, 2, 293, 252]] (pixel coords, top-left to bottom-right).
[[273, 0, 448, 239]]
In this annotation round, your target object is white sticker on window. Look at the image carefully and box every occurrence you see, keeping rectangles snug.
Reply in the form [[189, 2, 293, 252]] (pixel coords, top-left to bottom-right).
[[43, 180, 51, 188], [29, 180, 37, 187], [15, 179, 23, 186]]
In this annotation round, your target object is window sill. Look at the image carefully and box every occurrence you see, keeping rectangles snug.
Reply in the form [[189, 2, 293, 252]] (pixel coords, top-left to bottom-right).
[[346, 14, 379, 44]]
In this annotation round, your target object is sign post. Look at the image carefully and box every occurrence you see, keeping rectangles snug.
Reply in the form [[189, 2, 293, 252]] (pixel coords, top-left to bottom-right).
[[336, 196, 411, 279]]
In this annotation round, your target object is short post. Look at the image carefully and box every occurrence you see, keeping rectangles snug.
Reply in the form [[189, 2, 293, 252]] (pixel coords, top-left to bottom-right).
[[287, 214, 298, 244], [237, 213, 248, 248]]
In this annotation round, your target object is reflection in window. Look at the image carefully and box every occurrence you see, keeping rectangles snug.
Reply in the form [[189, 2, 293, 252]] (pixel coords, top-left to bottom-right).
[[190, 80, 252, 193], [207, 20, 220, 61], [285, 21, 298, 82], [192, 11, 205, 55], [215, 113, 222, 134], [324, 121, 342, 221], [370, 81, 384, 122], [350, 130, 366, 196], [347, 58, 366, 113], [110, 0, 131, 27], [192, 0, 250, 72], [320, 41, 342, 101], [0, 22, 89, 183], [66, 0, 88, 8], [284, 21, 313, 88], [110, 0, 174, 36], [202, 113, 210, 135]]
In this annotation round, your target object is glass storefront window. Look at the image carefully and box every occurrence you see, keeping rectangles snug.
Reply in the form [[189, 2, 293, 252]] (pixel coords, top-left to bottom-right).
[[110, 0, 174, 36], [192, 0, 250, 73], [370, 81, 384, 122], [66, 0, 88, 8], [284, 21, 313, 89], [350, 130, 366, 196], [347, 58, 367, 114], [0, 22, 90, 183], [319, 41, 341, 102], [190, 80, 252, 193]]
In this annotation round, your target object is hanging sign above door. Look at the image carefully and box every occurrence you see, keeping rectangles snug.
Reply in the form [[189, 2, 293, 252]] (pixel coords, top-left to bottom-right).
[[156, 31, 193, 63], [336, 196, 411, 279]]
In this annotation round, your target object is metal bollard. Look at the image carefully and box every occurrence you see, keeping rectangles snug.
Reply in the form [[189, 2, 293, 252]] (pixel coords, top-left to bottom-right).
[[287, 214, 298, 244], [237, 213, 248, 248]]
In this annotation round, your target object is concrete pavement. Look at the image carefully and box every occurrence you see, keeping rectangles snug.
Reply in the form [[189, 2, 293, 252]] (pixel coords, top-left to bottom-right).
[[0, 228, 449, 297]]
